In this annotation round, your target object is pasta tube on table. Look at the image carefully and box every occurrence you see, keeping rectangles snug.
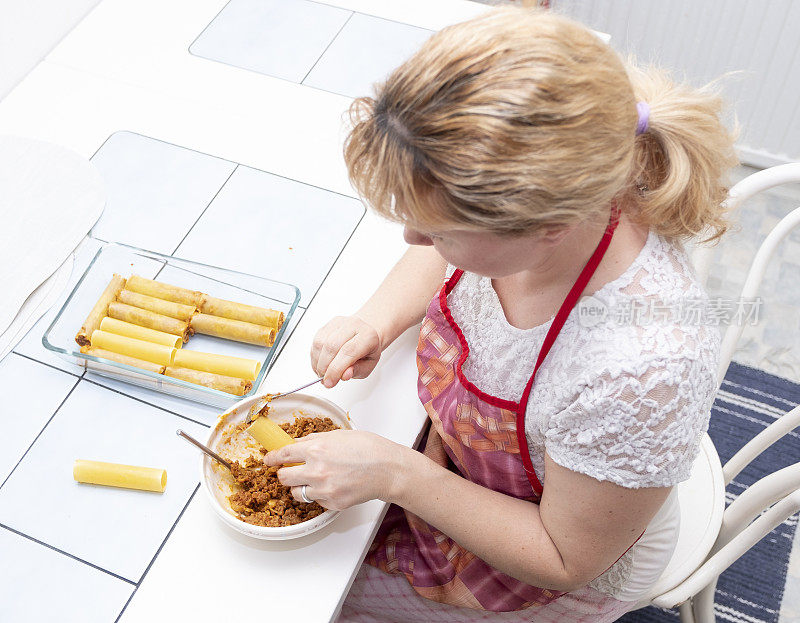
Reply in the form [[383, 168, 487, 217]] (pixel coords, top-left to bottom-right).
[[99, 317, 182, 349], [75, 274, 127, 346], [172, 349, 261, 380], [164, 366, 252, 396], [126, 275, 203, 307], [80, 345, 166, 374], [117, 289, 196, 321], [73, 459, 167, 493], [190, 313, 276, 346], [108, 301, 190, 341], [90, 330, 176, 366], [199, 295, 284, 330]]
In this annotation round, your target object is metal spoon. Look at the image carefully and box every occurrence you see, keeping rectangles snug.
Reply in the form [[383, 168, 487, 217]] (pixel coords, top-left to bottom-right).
[[246, 377, 323, 423], [176, 429, 232, 470]]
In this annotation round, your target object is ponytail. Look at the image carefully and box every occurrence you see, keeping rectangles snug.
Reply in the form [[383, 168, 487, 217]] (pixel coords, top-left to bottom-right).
[[625, 62, 739, 244]]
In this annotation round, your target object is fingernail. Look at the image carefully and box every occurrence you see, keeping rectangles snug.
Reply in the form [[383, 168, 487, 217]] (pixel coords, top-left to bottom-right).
[[323, 378, 333, 388]]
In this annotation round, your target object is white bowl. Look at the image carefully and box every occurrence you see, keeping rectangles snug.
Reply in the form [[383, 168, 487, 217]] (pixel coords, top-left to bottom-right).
[[201, 392, 353, 540]]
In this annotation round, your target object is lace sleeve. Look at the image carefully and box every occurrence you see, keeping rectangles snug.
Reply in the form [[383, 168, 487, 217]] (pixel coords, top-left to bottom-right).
[[544, 355, 717, 489]]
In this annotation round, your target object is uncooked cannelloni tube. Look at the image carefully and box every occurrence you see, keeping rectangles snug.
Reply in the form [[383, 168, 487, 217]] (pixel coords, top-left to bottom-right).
[[190, 313, 276, 346], [80, 345, 166, 374], [99, 317, 182, 349], [107, 301, 190, 341], [117, 289, 196, 321], [164, 366, 252, 396], [172, 349, 261, 380], [75, 274, 127, 347], [90, 330, 176, 366], [73, 459, 167, 493], [247, 416, 295, 451], [126, 275, 203, 307], [199, 295, 284, 330]]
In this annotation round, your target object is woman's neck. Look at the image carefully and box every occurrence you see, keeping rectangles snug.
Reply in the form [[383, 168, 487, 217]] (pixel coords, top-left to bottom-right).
[[508, 213, 648, 295]]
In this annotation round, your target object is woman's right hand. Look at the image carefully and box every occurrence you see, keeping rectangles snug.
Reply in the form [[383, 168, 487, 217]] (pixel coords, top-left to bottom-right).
[[310, 316, 383, 388]]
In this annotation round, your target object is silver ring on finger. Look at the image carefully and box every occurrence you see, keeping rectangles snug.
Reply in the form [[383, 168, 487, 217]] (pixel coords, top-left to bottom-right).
[[300, 484, 313, 504]]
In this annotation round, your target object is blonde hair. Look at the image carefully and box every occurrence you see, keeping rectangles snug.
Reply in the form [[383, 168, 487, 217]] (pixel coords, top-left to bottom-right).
[[344, 7, 738, 243]]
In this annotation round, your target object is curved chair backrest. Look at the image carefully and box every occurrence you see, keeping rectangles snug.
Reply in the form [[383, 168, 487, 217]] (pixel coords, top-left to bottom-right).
[[657, 164, 800, 620], [689, 163, 800, 387]]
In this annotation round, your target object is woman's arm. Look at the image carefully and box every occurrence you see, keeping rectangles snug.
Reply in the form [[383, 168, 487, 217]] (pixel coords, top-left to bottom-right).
[[268, 434, 670, 591], [357, 244, 447, 347], [392, 449, 671, 591], [311, 245, 446, 386]]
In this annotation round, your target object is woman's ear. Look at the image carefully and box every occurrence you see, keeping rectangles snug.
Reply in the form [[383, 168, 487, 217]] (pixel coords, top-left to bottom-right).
[[536, 225, 572, 245]]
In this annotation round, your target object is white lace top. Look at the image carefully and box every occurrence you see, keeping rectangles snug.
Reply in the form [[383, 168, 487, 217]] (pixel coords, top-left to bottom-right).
[[446, 229, 720, 601]]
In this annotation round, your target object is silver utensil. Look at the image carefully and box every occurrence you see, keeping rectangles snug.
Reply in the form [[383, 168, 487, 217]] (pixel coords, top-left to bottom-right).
[[177, 429, 232, 470], [246, 377, 323, 423]]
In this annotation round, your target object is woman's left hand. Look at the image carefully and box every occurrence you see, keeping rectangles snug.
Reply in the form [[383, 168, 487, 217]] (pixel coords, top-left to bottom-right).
[[262, 430, 409, 511]]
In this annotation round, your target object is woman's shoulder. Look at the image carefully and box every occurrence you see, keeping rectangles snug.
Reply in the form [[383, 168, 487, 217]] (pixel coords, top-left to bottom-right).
[[593, 229, 706, 306], [539, 234, 722, 488], [570, 231, 719, 365]]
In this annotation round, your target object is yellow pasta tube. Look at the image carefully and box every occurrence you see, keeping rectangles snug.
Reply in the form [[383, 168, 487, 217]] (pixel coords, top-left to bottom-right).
[[172, 349, 261, 380], [126, 275, 203, 307], [99, 317, 182, 349], [75, 274, 127, 347], [90, 330, 176, 366], [247, 416, 295, 452], [164, 366, 253, 396], [199, 295, 284, 330], [117, 289, 196, 321], [190, 313, 276, 346], [73, 459, 167, 493], [107, 302, 190, 341], [80, 345, 166, 374]]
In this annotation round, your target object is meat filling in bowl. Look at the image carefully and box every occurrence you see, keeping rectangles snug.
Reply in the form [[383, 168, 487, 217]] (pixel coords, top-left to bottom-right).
[[216, 416, 339, 527]]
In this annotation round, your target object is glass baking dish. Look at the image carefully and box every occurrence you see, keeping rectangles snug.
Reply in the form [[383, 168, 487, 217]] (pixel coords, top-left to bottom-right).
[[42, 239, 300, 407]]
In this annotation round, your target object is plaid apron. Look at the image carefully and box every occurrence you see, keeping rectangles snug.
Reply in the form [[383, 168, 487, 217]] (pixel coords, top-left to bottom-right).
[[366, 207, 621, 612]]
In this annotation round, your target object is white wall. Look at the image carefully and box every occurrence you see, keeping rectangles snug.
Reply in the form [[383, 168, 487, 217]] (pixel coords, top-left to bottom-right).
[[551, 0, 800, 167], [0, 0, 101, 101]]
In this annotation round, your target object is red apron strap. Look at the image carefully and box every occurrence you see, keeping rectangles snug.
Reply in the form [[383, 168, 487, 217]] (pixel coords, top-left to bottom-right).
[[516, 204, 622, 495]]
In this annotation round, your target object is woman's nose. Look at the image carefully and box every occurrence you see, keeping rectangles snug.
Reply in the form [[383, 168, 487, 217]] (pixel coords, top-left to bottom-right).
[[403, 226, 434, 246]]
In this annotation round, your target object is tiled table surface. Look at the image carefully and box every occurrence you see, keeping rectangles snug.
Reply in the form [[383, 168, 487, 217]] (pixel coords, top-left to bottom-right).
[[190, 0, 434, 97], [0, 1, 474, 620], [1, 126, 368, 618]]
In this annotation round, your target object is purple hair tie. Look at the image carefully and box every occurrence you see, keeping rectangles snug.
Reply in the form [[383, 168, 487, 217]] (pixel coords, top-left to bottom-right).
[[636, 101, 650, 135]]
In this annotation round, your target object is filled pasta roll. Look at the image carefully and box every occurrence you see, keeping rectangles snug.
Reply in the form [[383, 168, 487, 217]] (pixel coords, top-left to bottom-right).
[[108, 301, 190, 341], [73, 459, 167, 493], [126, 275, 203, 307], [80, 345, 166, 374], [173, 349, 261, 380], [75, 274, 127, 347], [199, 295, 284, 330], [90, 330, 176, 366], [117, 289, 196, 321], [164, 366, 253, 396], [190, 313, 276, 346], [99, 317, 182, 348]]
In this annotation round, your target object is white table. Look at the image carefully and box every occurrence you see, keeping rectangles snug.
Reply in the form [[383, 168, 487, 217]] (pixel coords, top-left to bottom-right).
[[0, 1, 486, 621]]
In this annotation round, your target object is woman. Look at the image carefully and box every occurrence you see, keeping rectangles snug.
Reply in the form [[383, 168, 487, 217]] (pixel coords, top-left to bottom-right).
[[264, 7, 737, 621]]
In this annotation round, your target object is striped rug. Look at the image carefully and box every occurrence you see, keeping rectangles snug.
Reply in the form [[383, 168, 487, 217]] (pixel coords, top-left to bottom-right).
[[621, 361, 800, 623]]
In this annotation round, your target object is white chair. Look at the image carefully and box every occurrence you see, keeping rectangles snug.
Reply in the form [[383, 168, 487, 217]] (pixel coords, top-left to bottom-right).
[[634, 163, 800, 623]]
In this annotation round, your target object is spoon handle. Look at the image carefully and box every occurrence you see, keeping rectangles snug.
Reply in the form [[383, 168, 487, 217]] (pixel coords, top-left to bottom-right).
[[177, 429, 232, 470], [275, 377, 323, 399]]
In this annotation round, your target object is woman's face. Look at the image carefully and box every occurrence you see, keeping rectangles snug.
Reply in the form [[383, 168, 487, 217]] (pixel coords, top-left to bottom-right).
[[403, 224, 567, 279]]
